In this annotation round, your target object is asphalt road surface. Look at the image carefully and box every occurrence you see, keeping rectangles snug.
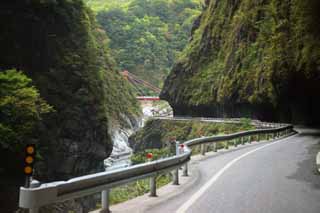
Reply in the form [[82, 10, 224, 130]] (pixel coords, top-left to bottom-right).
[[143, 127, 320, 213]]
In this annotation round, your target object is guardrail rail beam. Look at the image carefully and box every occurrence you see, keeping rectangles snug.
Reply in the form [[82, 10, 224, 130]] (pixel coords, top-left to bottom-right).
[[18, 121, 293, 212]]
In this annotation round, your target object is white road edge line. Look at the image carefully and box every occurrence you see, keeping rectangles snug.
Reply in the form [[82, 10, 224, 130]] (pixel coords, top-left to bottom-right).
[[176, 137, 291, 213]]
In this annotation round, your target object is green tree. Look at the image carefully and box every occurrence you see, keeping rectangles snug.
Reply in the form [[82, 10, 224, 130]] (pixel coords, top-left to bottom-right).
[[94, 0, 202, 91], [0, 69, 53, 151]]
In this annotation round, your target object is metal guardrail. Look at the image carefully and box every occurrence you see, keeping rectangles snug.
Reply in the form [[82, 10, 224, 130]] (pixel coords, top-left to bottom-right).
[[109, 151, 132, 159], [185, 125, 292, 147], [152, 116, 288, 128], [316, 152, 320, 173], [19, 122, 294, 213], [104, 151, 132, 171]]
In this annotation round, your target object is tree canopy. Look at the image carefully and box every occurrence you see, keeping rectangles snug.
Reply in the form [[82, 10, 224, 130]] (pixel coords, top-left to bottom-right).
[[85, 0, 202, 89], [0, 69, 53, 151]]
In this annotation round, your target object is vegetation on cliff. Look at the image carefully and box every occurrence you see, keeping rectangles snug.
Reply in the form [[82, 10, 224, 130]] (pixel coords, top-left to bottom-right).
[[85, 0, 202, 88], [0, 69, 53, 151], [161, 0, 320, 124], [0, 69, 54, 211], [0, 0, 139, 211], [129, 119, 253, 152]]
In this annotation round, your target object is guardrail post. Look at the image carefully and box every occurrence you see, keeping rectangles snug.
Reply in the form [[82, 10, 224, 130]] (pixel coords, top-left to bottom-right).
[[27, 180, 40, 213], [241, 137, 244, 145], [208, 143, 212, 151], [173, 168, 179, 185], [150, 176, 157, 197], [248, 136, 252, 144], [233, 139, 237, 147], [173, 142, 180, 185], [213, 143, 217, 152], [101, 189, 110, 213], [201, 144, 206, 155], [183, 163, 188, 176]]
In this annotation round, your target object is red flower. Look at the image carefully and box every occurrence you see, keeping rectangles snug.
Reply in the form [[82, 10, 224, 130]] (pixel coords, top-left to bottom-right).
[[146, 153, 153, 159]]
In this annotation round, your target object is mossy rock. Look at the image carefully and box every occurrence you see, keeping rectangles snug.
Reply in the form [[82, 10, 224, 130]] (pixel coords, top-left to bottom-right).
[[161, 0, 320, 125], [0, 1, 140, 211]]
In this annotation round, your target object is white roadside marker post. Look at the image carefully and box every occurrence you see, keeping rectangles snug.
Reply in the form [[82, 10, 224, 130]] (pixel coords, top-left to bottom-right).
[[173, 141, 180, 185], [147, 152, 157, 197], [180, 144, 188, 177]]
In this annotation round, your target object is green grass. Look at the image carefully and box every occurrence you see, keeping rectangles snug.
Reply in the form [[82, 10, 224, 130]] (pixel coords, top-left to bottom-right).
[[95, 148, 172, 208], [108, 174, 172, 205], [94, 173, 172, 208]]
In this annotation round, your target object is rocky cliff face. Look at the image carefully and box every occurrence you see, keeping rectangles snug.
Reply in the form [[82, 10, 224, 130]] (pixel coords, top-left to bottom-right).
[[0, 0, 140, 211], [161, 0, 320, 124]]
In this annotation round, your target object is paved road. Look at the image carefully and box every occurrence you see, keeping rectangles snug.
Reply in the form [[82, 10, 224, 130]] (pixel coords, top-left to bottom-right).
[[142, 127, 320, 213]]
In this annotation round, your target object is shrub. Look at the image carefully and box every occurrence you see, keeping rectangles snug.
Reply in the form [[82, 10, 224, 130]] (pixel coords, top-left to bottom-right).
[[0, 69, 53, 151]]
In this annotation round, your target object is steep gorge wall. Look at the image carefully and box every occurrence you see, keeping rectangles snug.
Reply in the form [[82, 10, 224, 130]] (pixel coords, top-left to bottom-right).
[[0, 0, 140, 211], [161, 0, 320, 124]]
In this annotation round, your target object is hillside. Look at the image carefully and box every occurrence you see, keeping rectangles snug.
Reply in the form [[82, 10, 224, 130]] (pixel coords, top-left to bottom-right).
[[0, 0, 139, 211], [129, 119, 253, 152], [85, 0, 202, 89], [161, 0, 320, 124]]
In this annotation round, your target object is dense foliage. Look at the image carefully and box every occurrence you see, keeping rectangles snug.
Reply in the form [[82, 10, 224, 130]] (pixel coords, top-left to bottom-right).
[[108, 172, 171, 205], [0, 69, 53, 150], [161, 0, 320, 124], [0, 1, 139, 211], [131, 147, 172, 165], [129, 119, 254, 152], [0, 0, 140, 179], [0, 69, 54, 212], [85, 0, 202, 88]]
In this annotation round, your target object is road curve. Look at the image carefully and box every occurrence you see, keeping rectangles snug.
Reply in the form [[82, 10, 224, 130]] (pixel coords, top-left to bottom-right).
[[146, 127, 320, 213]]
